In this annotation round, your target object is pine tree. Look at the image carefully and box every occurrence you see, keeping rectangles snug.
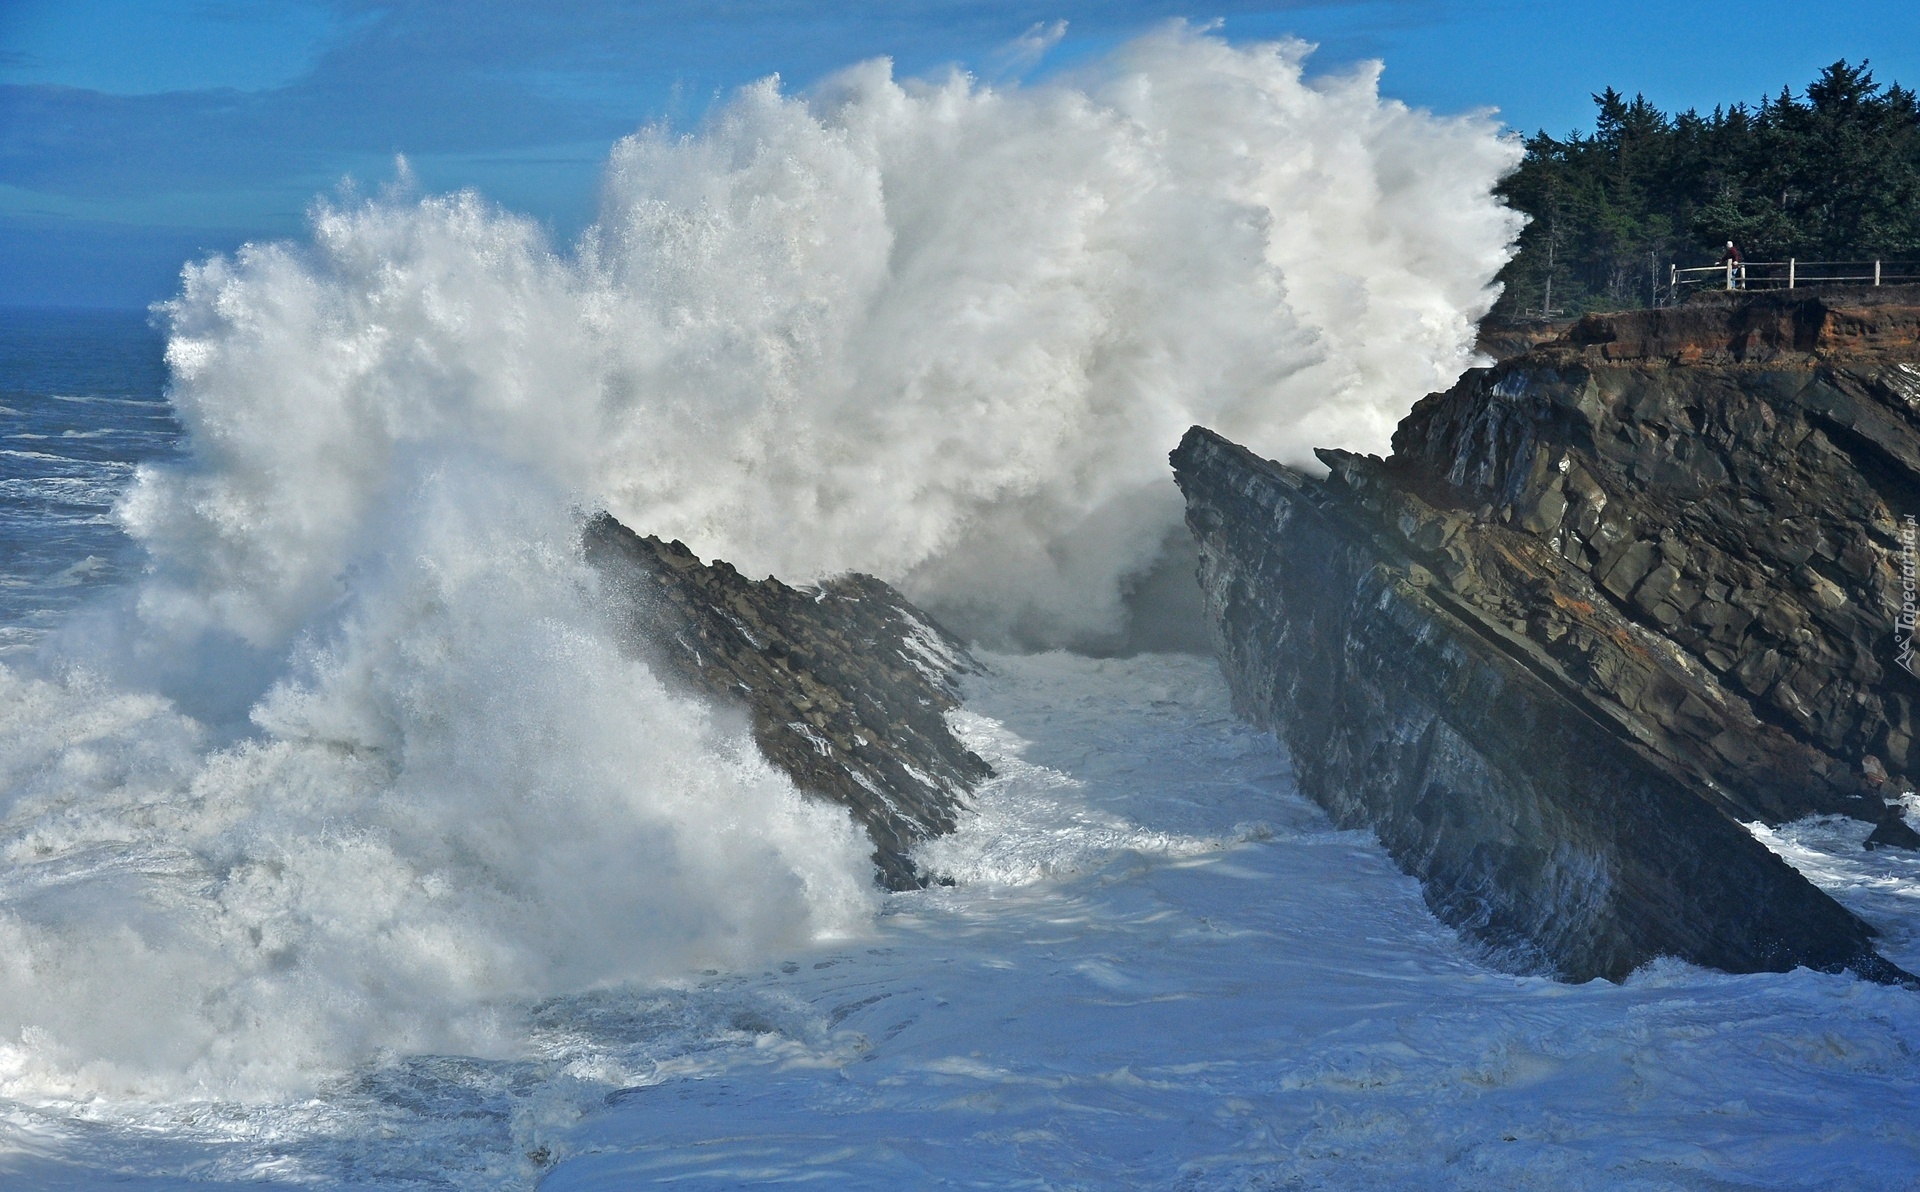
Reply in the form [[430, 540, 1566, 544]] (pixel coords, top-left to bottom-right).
[[1492, 61, 1920, 316]]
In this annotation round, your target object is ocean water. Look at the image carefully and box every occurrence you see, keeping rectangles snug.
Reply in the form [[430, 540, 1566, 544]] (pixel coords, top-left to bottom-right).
[[1, 27, 1918, 1189], [0, 308, 177, 655]]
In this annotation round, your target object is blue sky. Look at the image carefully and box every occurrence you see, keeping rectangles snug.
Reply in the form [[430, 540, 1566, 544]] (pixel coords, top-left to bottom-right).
[[4, 0, 1919, 308]]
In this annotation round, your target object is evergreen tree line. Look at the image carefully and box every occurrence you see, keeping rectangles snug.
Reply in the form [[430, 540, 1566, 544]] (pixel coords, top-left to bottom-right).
[[1494, 60, 1920, 317]]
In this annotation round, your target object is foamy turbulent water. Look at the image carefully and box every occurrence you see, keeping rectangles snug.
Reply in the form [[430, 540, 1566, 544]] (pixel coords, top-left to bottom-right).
[[2, 26, 1917, 1190]]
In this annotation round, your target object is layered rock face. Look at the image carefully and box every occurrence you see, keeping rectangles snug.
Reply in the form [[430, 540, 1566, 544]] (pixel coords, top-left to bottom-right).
[[1393, 292, 1920, 845], [1172, 289, 1920, 984], [1557, 286, 1920, 364], [582, 513, 990, 890]]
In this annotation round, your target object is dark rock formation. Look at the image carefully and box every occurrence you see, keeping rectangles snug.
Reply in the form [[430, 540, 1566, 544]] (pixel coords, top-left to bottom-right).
[[1172, 289, 1920, 984], [1475, 315, 1576, 364], [582, 513, 990, 890], [1392, 293, 1920, 843]]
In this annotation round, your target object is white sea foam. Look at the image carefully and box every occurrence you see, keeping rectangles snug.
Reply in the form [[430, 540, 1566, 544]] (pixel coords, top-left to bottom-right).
[[0, 25, 1522, 1105], [131, 24, 1520, 655], [5, 653, 1905, 1187], [0, 465, 875, 1101]]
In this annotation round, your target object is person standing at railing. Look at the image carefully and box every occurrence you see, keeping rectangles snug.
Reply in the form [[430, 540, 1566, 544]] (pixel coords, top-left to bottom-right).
[[1717, 240, 1745, 289]]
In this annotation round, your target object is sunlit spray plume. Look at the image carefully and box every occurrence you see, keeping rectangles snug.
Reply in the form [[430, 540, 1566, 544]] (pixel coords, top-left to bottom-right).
[[0, 25, 1520, 1098], [138, 23, 1521, 659]]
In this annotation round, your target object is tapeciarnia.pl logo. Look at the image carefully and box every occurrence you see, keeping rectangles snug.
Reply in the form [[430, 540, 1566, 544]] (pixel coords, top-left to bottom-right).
[[1899, 514, 1919, 676]]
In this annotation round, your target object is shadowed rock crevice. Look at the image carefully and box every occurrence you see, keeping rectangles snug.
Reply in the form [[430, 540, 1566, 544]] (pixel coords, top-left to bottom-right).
[[581, 513, 990, 891]]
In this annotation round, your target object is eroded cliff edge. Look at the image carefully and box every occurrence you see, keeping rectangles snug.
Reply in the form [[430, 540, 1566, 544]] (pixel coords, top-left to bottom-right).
[[1172, 289, 1920, 984], [583, 513, 990, 890]]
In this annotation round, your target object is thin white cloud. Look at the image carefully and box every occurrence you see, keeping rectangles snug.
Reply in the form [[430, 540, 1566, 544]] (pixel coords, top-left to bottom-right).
[[991, 18, 1068, 77]]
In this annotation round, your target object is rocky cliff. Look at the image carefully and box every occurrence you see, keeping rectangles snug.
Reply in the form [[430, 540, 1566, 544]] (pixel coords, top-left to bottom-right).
[[1172, 288, 1920, 984], [582, 513, 990, 890]]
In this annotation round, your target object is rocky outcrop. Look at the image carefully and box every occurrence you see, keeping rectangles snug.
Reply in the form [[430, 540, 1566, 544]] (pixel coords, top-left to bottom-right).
[[1476, 315, 1576, 364], [1392, 294, 1920, 848], [582, 513, 990, 890], [1171, 290, 1920, 984], [1557, 286, 1920, 364]]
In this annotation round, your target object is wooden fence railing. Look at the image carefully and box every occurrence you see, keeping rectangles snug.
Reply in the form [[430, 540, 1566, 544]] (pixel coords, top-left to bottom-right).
[[1669, 259, 1920, 297]]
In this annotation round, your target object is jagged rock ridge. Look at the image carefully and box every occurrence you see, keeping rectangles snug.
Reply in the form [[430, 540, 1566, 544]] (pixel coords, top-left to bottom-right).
[[582, 513, 990, 890], [1392, 291, 1920, 847], [1172, 289, 1920, 984]]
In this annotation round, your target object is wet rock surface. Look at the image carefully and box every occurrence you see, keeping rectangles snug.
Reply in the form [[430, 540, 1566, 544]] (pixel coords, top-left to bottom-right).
[[1172, 291, 1920, 983], [1392, 294, 1920, 839], [582, 513, 990, 891]]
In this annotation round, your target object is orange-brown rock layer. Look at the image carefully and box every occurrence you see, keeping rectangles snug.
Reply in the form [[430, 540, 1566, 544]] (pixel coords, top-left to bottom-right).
[[1555, 287, 1920, 364]]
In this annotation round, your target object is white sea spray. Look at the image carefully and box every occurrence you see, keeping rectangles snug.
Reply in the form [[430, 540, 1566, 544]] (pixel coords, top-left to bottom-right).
[[133, 26, 1521, 655], [0, 26, 1522, 1102]]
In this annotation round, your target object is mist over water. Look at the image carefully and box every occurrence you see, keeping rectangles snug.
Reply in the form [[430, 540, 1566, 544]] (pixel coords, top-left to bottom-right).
[[0, 26, 1521, 1104], [0, 470, 877, 1100], [137, 26, 1520, 656]]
